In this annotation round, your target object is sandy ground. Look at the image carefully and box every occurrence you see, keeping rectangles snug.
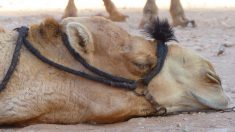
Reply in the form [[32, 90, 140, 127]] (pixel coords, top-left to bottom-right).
[[0, 4, 235, 132]]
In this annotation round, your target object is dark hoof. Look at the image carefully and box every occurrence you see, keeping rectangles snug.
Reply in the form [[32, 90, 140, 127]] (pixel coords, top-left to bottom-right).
[[189, 20, 196, 27], [187, 20, 196, 28]]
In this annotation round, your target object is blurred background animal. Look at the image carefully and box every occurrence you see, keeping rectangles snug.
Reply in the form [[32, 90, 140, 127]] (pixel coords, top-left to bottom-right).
[[62, 0, 196, 27]]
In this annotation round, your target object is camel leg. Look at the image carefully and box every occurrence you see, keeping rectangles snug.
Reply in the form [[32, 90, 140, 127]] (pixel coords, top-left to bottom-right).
[[62, 0, 78, 19], [0, 90, 44, 125], [103, 0, 128, 22], [0, 86, 66, 125], [170, 0, 196, 27], [0, 27, 4, 32], [139, 0, 158, 29]]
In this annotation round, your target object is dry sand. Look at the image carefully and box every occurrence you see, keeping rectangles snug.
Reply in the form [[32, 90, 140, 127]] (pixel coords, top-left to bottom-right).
[[0, 3, 235, 132]]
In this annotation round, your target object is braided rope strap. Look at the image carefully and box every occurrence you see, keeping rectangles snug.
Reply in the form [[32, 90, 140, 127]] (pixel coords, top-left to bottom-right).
[[0, 26, 28, 92]]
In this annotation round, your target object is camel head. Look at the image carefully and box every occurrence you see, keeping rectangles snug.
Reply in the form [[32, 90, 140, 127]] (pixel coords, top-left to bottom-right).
[[146, 43, 229, 113], [28, 17, 229, 115], [61, 17, 157, 80]]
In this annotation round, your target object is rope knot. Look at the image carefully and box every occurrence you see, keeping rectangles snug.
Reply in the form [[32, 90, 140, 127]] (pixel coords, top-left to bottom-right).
[[14, 26, 29, 38]]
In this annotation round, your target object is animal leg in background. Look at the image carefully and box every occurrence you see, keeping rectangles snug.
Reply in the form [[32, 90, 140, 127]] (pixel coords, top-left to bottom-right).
[[62, 0, 78, 19], [139, 0, 158, 28], [0, 27, 4, 32], [103, 0, 128, 22], [170, 0, 196, 27]]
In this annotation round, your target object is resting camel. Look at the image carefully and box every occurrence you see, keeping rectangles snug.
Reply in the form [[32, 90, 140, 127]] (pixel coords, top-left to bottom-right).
[[62, 0, 195, 27], [0, 17, 228, 125]]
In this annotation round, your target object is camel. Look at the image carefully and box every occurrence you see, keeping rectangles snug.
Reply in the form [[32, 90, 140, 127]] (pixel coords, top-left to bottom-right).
[[62, 0, 195, 27], [0, 17, 228, 125]]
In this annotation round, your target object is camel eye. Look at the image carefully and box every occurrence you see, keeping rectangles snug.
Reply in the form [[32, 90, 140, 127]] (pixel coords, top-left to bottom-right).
[[132, 62, 150, 70]]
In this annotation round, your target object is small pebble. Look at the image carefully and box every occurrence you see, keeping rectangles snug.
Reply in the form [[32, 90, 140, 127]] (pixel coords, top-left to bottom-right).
[[223, 43, 234, 47], [177, 123, 182, 127], [217, 44, 226, 56]]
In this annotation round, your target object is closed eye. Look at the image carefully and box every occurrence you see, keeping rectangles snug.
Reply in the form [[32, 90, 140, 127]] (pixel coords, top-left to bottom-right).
[[132, 61, 151, 70]]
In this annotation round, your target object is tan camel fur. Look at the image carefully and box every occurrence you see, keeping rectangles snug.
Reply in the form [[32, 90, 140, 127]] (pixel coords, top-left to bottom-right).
[[0, 17, 228, 125]]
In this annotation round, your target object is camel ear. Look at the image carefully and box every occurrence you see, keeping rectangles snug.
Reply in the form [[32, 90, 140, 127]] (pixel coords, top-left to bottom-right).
[[65, 22, 94, 54]]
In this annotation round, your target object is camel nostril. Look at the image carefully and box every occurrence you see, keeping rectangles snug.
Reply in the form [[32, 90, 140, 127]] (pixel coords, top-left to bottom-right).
[[206, 71, 221, 85]]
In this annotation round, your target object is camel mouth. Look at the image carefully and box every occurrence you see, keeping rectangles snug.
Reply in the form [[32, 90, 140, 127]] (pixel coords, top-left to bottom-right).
[[191, 90, 229, 110]]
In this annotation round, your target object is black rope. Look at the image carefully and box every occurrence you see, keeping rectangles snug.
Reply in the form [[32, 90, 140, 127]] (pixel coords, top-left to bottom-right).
[[142, 41, 168, 86], [61, 32, 135, 84], [23, 40, 137, 90], [0, 26, 168, 92], [21, 27, 136, 90], [0, 27, 28, 92]]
